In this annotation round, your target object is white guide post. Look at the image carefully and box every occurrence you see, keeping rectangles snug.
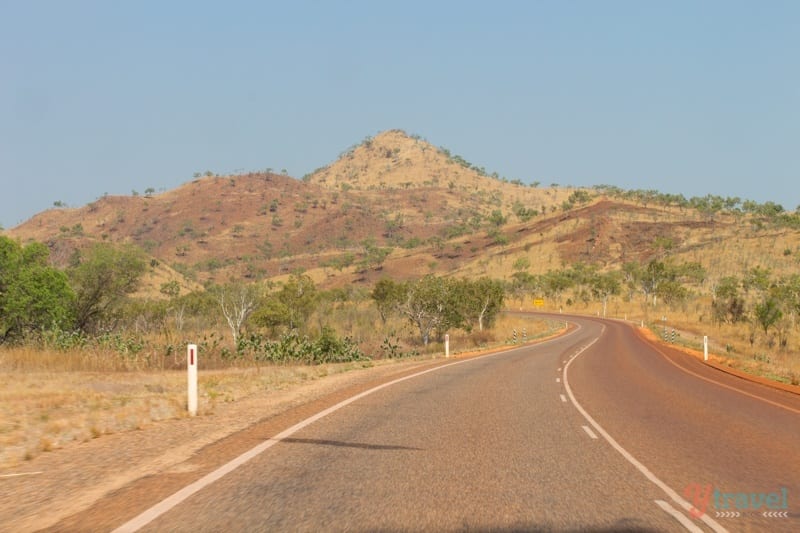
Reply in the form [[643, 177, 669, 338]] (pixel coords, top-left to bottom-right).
[[703, 336, 708, 362], [187, 343, 198, 416], [445, 334, 450, 358]]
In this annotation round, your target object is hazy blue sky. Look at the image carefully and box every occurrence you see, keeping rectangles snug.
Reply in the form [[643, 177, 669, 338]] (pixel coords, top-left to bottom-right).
[[2, 1, 798, 229]]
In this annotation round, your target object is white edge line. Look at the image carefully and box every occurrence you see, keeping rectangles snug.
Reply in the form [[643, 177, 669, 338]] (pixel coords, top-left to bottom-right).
[[0, 471, 43, 478], [563, 324, 729, 533], [655, 500, 705, 533], [112, 330, 580, 533], [650, 339, 800, 416]]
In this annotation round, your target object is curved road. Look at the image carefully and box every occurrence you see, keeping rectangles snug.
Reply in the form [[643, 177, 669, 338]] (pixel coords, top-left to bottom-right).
[[54, 315, 799, 532]]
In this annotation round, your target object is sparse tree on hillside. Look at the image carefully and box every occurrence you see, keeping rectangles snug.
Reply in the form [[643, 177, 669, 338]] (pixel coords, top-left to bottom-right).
[[514, 205, 537, 222], [488, 210, 507, 227], [568, 190, 592, 205], [512, 256, 531, 272], [359, 239, 392, 272], [711, 276, 746, 324], [754, 297, 782, 336], [383, 213, 405, 240], [743, 266, 772, 295], [160, 280, 181, 299], [774, 274, 800, 329]]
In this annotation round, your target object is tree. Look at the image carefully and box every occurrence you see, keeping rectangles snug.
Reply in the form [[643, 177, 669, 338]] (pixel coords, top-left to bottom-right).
[[712, 276, 745, 324], [675, 262, 706, 285], [0, 237, 75, 343], [641, 260, 668, 305], [371, 278, 406, 324], [277, 273, 317, 330], [488, 210, 507, 227], [158, 280, 183, 334], [512, 256, 531, 272], [773, 274, 800, 330], [541, 269, 574, 303], [383, 214, 405, 240], [754, 297, 782, 336], [68, 244, 147, 333], [176, 289, 218, 331], [359, 239, 392, 272], [743, 266, 772, 294], [589, 271, 621, 317], [509, 271, 538, 307], [621, 262, 641, 302], [457, 277, 505, 332], [160, 280, 181, 299], [655, 279, 688, 307], [252, 273, 317, 332], [398, 275, 463, 345], [216, 282, 262, 346]]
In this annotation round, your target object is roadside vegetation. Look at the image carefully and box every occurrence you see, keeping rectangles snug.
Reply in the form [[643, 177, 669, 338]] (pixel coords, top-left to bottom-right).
[[0, 235, 557, 466], [3, 137, 800, 467], [2, 228, 798, 386]]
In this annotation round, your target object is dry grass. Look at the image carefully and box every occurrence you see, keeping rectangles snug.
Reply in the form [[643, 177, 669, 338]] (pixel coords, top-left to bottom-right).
[[648, 310, 800, 386], [0, 359, 384, 469], [0, 345, 152, 373], [0, 312, 562, 469]]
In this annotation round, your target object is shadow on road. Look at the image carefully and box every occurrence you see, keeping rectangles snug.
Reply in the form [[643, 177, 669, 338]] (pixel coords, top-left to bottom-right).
[[279, 437, 423, 451]]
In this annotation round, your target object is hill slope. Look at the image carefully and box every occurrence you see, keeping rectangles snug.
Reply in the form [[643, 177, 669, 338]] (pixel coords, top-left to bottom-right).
[[6, 130, 800, 294]]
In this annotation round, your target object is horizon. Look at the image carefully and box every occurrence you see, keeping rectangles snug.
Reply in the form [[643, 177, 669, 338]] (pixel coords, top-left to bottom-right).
[[2, 1, 799, 229]]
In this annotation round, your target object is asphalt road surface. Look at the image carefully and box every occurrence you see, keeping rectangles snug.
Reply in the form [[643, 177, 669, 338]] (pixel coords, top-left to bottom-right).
[[61, 316, 800, 532]]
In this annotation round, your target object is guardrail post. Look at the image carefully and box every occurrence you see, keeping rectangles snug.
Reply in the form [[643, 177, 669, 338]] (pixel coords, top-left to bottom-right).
[[187, 344, 198, 416]]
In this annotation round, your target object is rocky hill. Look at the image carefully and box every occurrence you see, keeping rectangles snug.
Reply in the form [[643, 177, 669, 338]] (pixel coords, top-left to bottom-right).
[[6, 130, 799, 295]]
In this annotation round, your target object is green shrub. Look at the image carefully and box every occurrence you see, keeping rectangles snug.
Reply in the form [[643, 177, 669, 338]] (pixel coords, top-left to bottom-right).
[[237, 328, 369, 365]]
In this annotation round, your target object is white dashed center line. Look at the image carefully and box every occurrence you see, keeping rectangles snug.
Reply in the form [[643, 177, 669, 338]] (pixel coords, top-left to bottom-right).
[[581, 425, 598, 439]]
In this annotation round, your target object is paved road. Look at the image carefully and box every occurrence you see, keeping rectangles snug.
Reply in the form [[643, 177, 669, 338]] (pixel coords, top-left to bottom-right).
[[60, 316, 800, 532]]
